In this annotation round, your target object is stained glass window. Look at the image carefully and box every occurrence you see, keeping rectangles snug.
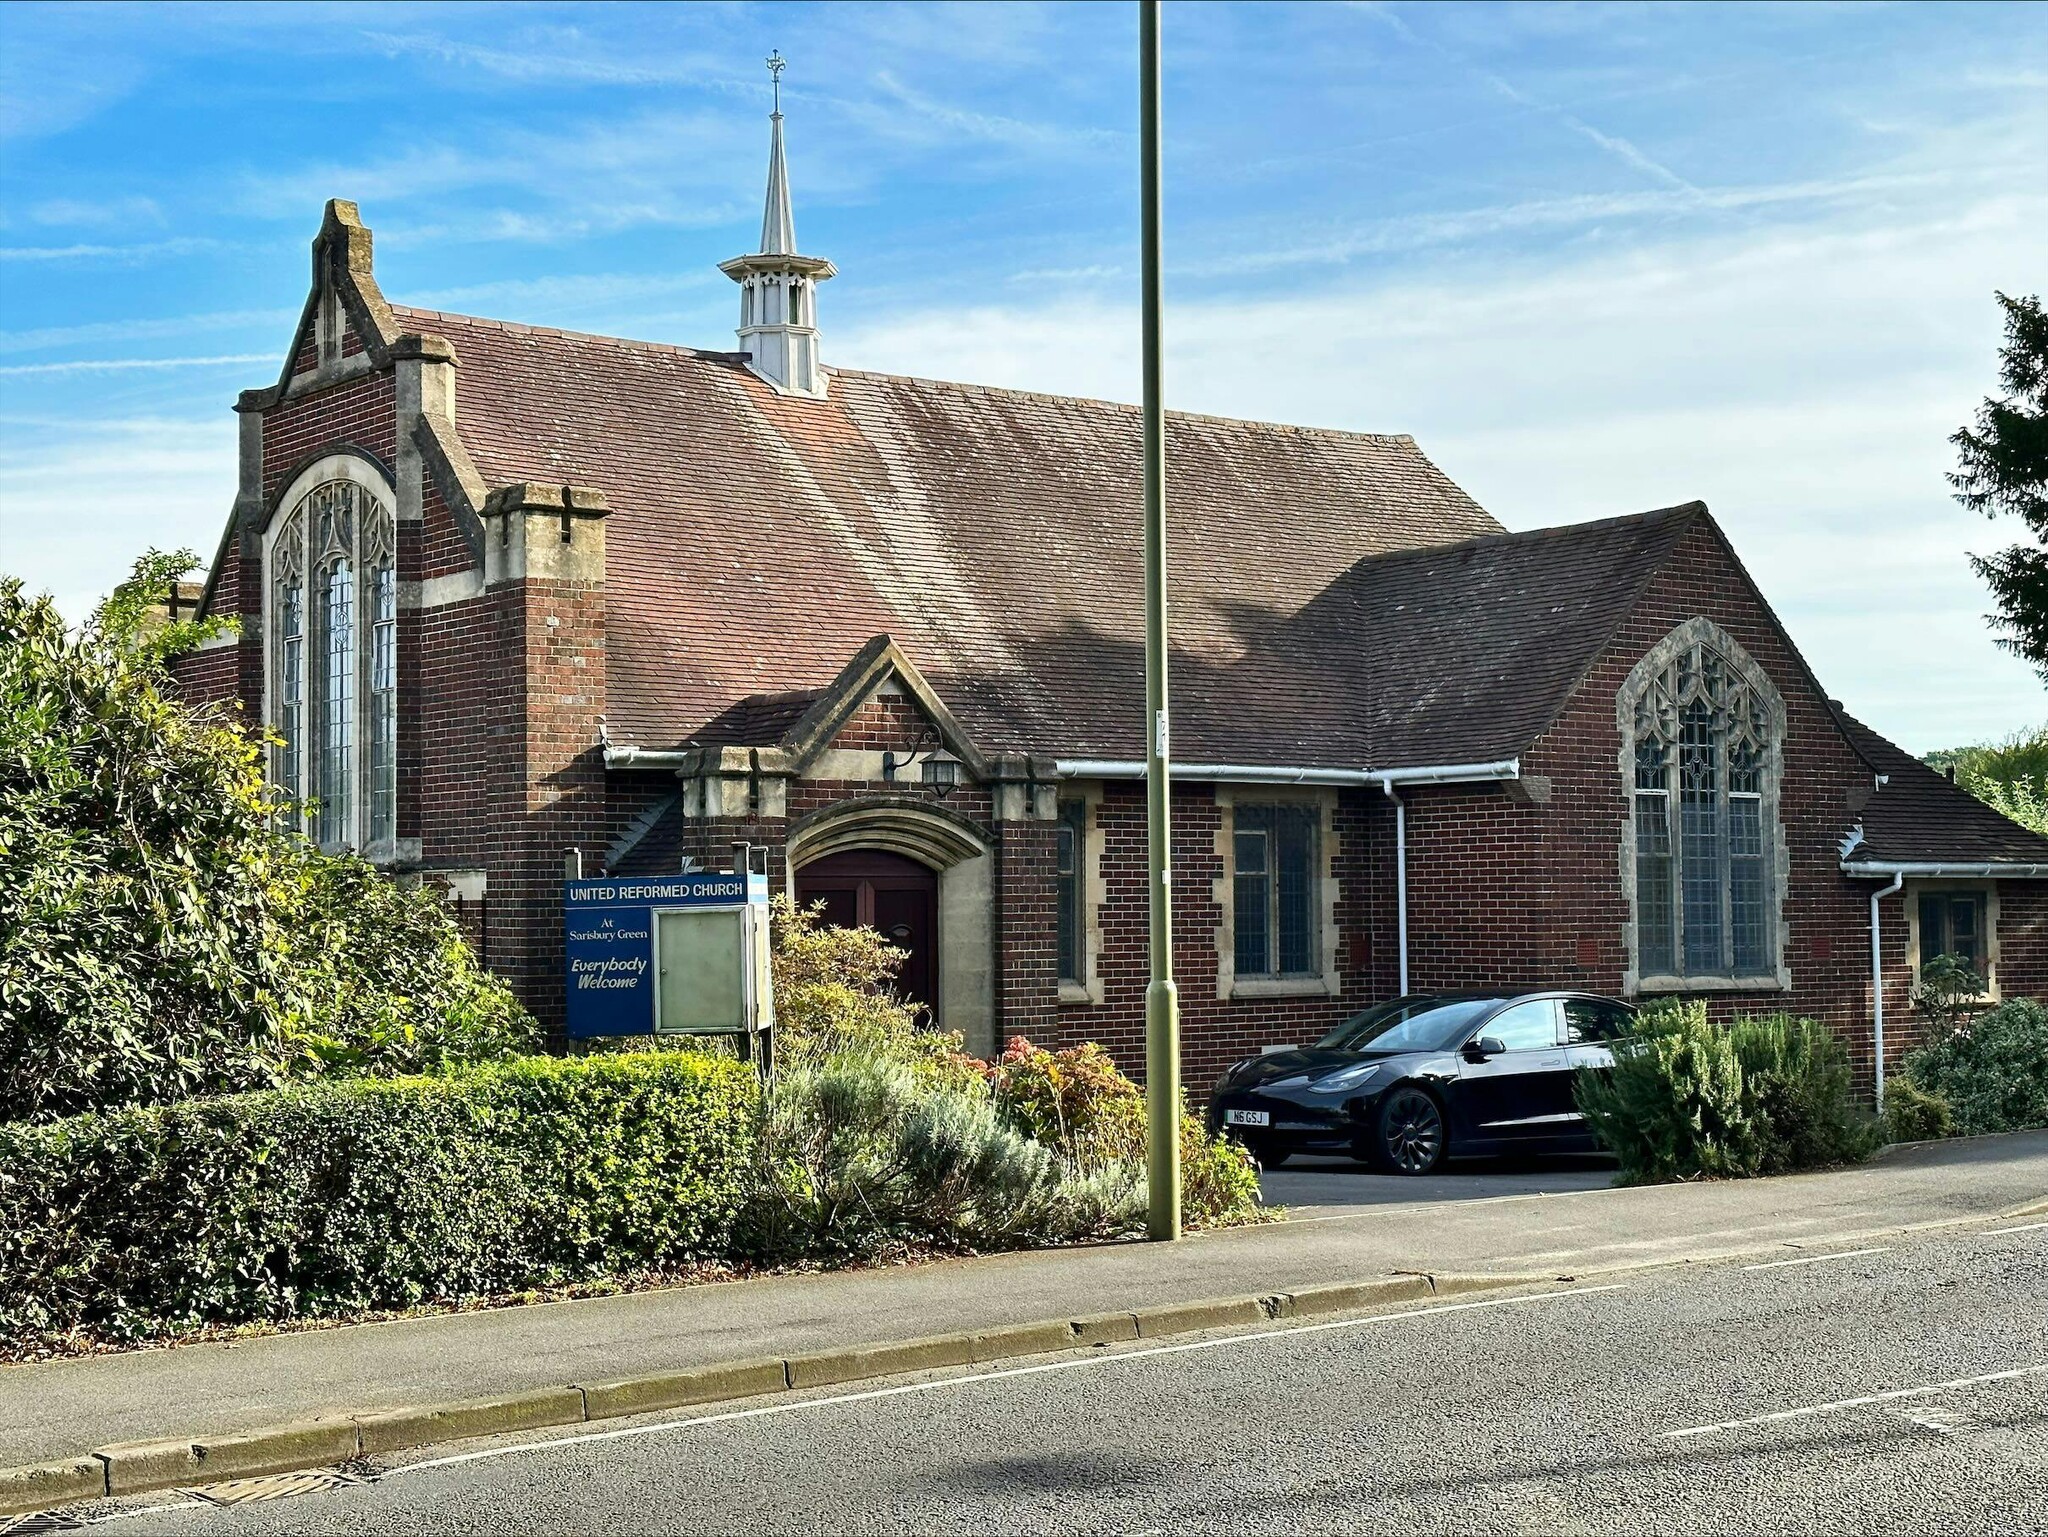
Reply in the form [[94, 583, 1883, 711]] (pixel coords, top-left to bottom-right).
[[1626, 626, 1779, 981], [269, 477, 395, 851]]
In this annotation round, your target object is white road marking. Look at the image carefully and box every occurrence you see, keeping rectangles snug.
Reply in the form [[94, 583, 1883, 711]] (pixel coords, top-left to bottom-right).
[[1742, 1246, 1889, 1271], [83, 1500, 206, 1526], [383, 1285, 1628, 1478], [1985, 1220, 2048, 1236], [1662, 1363, 2048, 1439]]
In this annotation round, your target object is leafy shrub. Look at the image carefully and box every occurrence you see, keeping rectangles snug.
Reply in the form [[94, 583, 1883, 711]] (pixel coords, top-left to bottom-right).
[[1912, 953, 1989, 1035], [984, 1036, 1265, 1228], [0, 1051, 758, 1353], [746, 1055, 1138, 1259], [1, 559, 532, 1122], [1897, 997, 2048, 1135], [750, 909, 1264, 1254], [1883, 1078, 1956, 1142], [768, 893, 980, 1090], [1576, 1001, 1884, 1184]]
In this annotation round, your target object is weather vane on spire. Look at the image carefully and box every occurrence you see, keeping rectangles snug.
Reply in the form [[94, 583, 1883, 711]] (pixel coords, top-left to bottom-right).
[[766, 50, 785, 116]]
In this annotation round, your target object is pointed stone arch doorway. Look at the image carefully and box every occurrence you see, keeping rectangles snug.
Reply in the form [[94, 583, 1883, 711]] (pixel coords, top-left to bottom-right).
[[794, 850, 938, 1017]]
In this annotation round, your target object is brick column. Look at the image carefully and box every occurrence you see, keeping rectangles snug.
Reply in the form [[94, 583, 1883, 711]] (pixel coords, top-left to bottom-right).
[[479, 482, 610, 1037]]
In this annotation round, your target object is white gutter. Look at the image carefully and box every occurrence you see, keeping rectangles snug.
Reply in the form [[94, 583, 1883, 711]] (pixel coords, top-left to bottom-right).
[[1868, 870, 1905, 1106], [1843, 860, 2048, 879], [605, 745, 699, 770], [1053, 758, 1520, 787]]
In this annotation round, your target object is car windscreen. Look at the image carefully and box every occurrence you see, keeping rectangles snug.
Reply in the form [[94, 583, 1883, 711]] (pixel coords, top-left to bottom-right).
[[1316, 996, 1503, 1054]]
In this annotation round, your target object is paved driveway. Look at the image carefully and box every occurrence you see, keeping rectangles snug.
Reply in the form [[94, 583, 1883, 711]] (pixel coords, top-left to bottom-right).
[[1260, 1150, 1618, 1216]]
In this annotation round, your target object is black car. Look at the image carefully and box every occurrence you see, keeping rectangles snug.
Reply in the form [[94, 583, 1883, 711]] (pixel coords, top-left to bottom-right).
[[1206, 991, 1635, 1174]]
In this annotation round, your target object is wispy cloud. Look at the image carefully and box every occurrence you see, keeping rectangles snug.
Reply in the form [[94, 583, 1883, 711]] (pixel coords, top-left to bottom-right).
[[26, 194, 165, 228], [361, 29, 744, 92], [0, 309, 295, 358], [0, 236, 220, 263], [0, 354, 271, 376], [1007, 265, 1124, 285], [865, 70, 1120, 152]]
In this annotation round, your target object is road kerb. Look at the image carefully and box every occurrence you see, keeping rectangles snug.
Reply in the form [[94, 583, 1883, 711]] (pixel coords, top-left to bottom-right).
[[1274, 1274, 1433, 1319], [354, 1388, 589, 1457], [785, 1333, 978, 1391], [1131, 1295, 1270, 1338], [580, 1359, 788, 1422], [1070, 1311, 1141, 1346], [969, 1319, 1084, 1363], [93, 1438, 207, 1499], [0, 1271, 1613, 1519], [184, 1420, 362, 1484], [0, 1456, 105, 1518], [1427, 1271, 1559, 1298]]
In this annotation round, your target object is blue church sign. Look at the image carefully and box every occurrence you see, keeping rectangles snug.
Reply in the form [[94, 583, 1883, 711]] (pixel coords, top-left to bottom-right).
[[564, 873, 772, 1039]]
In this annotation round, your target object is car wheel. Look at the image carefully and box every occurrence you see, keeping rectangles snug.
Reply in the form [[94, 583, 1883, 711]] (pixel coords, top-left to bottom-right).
[[1370, 1087, 1446, 1175]]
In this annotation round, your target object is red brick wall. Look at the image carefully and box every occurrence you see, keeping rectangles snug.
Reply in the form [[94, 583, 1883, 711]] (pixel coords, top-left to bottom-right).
[[1049, 782, 1386, 1093], [261, 374, 395, 506], [168, 641, 243, 716]]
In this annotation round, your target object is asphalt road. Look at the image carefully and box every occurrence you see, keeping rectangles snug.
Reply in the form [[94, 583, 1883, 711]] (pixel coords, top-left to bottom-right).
[[102, 1219, 2048, 1536], [1259, 1149, 1618, 1213]]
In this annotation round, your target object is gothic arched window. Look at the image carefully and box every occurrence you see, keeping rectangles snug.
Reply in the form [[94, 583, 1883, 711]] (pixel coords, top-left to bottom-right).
[[1619, 619, 1785, 986], [267, 469, 397, 852]]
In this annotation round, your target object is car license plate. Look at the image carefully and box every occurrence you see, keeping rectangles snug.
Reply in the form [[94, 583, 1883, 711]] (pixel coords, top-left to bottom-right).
[[1224, 1109, 1270, 1127]]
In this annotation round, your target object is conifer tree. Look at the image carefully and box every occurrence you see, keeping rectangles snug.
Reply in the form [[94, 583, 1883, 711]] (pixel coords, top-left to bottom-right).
[[1951, 292, 2048, 681]]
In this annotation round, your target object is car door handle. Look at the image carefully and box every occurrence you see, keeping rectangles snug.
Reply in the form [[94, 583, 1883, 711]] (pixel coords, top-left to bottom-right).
[[1537, 1056, 1565, 1068]]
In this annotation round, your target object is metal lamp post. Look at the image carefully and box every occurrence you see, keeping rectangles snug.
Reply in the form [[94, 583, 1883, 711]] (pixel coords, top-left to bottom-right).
[[1139, 0, 1182, 1242]]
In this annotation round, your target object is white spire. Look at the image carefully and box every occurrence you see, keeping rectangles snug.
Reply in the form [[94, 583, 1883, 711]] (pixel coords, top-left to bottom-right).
[[719, 51, 836, 398], [760, 53, 796, 256]]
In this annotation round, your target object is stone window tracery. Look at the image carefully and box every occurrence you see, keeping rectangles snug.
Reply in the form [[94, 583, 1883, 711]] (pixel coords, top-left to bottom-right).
[[1621, 619, 1784, 986], [268, 474, 396, 852]]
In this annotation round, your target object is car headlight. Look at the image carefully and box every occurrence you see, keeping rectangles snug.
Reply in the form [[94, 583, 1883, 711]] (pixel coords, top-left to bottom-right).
[[1305, 1062, 1389, 1096]]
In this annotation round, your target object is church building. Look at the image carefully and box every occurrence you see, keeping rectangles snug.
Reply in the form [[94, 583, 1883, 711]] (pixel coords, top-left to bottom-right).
[[172, 90, 2048, 1095]]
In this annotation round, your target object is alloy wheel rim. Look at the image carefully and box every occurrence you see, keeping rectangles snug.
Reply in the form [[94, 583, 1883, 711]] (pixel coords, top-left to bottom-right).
[[1386, 1093, 1442, 1172]]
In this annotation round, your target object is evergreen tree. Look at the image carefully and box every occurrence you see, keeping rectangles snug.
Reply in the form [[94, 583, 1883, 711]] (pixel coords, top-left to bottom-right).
[[1950, 292, 2048, 681]]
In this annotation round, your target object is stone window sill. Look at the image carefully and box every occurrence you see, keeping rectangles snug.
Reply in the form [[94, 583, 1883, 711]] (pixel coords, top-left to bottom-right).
[[1634, 974, 1789, 995], [1058, 981, 1099, 1006], [1228, 976, 1335, 1001]]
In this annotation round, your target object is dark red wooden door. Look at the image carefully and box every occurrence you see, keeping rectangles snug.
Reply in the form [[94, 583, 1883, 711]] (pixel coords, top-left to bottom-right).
[[794, 850, 938, 1019]]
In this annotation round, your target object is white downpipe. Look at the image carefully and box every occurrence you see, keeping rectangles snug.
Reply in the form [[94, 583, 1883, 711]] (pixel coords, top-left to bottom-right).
[[1870, 871, 1904, 1105], [1381, 779, 1409, 996]]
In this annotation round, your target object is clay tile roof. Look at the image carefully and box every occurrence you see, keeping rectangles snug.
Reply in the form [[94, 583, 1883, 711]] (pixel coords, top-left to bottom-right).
[[1338, 503, 1707, 767], [1835, 714, 2048, 867], [687, 688, 824, 748], [390, 305, 1504, 765]]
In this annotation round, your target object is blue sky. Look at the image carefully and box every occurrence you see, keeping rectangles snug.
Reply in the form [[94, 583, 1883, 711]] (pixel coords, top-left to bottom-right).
[[1, 0, 2042, 751]]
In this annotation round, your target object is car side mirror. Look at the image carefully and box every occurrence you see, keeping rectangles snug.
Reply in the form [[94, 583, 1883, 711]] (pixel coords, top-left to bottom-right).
[[1464, 1035, 1507, 1061]]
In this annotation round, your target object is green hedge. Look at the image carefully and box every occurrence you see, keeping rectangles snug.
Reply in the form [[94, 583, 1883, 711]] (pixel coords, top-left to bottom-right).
[[0, 1051, 757, 1353]]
